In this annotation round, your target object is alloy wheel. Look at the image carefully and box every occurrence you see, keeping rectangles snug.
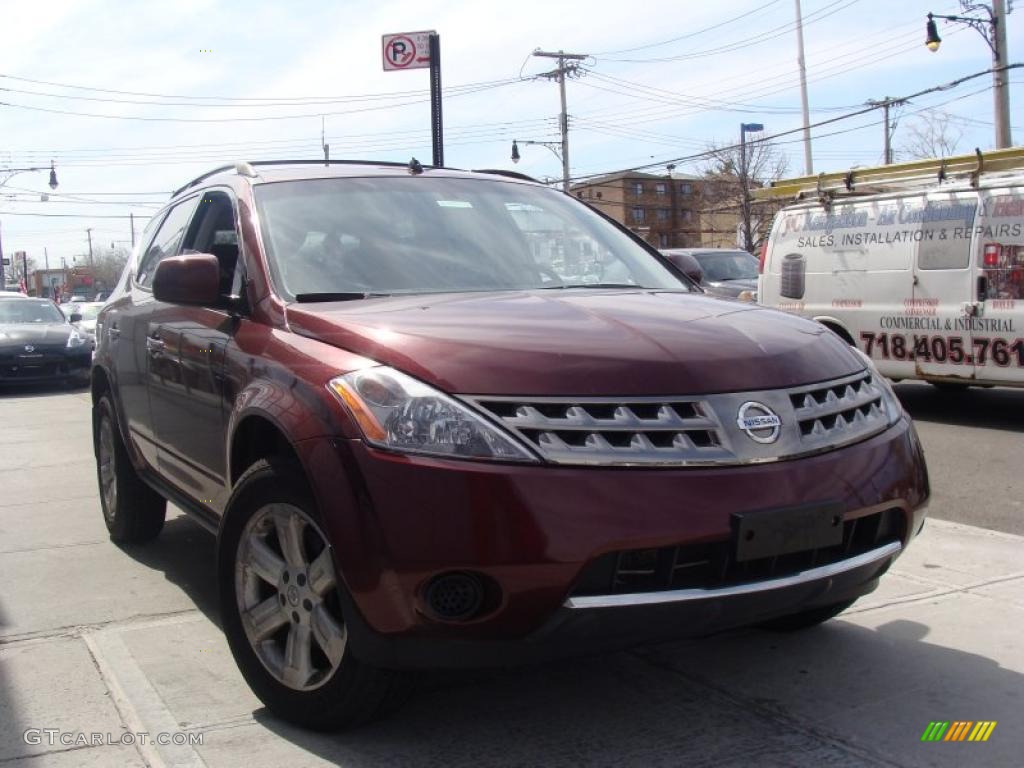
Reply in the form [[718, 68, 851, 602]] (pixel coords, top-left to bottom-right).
[[97, 415, 118, 521], [235, 504, 346, 691]]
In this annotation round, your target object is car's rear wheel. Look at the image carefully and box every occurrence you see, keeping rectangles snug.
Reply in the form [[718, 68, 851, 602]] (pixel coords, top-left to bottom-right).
[[759, 598, 857, 631], [219, 458, 409, 731], [95, 395, 166, 543]]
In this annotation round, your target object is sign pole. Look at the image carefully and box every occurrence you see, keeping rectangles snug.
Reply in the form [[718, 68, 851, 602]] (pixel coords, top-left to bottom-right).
[[429, 34, 443, 167]]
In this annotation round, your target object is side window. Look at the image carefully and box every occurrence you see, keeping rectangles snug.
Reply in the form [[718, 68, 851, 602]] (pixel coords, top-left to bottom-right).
[[181, 190, 243, 297], [137, 197, 198, 287], [918, 197, 975, 270]]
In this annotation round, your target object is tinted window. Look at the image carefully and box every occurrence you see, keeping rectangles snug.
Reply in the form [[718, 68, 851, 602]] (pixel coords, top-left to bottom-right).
[[0, 300, 64, 324], [254, 177, 687, 299], [137, 198, 198, 287]]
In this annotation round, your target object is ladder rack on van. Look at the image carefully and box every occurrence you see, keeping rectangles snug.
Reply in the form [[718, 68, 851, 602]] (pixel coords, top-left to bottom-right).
[[753, 146, 1024, 203]]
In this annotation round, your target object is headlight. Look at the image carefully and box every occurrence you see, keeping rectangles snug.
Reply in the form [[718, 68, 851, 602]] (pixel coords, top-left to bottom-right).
[[852, 348, 903, 426], [67, 329, 88, 348], [329, 366, 539, 462]]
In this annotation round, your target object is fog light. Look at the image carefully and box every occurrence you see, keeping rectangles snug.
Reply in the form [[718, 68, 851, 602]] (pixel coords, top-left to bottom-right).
[[425, 572, 484, 621]]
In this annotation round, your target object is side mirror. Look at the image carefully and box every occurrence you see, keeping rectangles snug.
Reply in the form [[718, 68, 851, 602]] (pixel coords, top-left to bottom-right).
[[682, 264, 704, 284], [69, 313, 82, 323], [152, 254, 221, 306], [663, 252, 704, 285]]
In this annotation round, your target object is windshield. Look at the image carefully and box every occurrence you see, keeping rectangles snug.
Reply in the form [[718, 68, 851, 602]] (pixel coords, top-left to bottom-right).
[[694, 251, 759, 282], [0, 300, 65, 324], [254, 177, 688, 299]]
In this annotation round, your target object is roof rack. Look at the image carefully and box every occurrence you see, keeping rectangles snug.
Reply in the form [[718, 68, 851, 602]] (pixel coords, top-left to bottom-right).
[[169, 159, 439, 198], [753, 146, 1024, 203]]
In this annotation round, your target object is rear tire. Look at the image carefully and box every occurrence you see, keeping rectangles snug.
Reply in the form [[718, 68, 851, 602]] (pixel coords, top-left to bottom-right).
[[759, 599, 857, 631], [219, 458, 410, 731], [94, 395, 166, 543]]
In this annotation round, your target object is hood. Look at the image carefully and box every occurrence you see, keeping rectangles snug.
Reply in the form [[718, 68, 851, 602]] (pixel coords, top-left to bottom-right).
[[704, 277, 758, 298], [0, 323, 73, 347], [284, 289, 863, 396]]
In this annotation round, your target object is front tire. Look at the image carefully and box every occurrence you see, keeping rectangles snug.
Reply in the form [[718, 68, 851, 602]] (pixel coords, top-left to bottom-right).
[[94, 395, 166, 543], [218, 458, 408, 731]]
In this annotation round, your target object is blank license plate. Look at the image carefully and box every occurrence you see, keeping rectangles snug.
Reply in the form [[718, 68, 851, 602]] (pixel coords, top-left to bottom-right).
[[733, 502, 844, 562]]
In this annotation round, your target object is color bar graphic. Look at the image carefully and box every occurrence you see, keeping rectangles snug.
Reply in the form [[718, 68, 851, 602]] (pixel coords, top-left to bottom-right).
[[921, 720, 996, 742]]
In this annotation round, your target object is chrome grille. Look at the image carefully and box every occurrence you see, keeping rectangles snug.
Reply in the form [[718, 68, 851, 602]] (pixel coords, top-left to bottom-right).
[[787, 371, 886, 448], [469, 397, 731, 465], [464, 369, 892, 467]]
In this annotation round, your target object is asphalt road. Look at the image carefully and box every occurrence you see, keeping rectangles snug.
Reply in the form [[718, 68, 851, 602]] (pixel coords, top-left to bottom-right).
[[0, 380, 1021, 767], [891, 381, 1024, 536]]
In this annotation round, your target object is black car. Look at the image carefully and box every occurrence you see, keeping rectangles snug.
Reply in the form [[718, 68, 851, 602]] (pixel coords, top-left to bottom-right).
[[0, 297, 93, 385], [661, 248, 759, 300]]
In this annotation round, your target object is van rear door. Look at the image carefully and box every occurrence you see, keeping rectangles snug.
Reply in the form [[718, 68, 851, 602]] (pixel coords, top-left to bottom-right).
[[975, 188, 1024, 384], [909, 191, 978, 382]]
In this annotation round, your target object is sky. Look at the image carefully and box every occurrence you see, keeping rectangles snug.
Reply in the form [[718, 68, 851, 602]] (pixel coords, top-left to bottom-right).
[[1, 0, 1022, 265]]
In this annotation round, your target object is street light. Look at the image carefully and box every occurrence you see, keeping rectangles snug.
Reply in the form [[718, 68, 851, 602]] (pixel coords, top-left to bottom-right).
[[510, 139, 567, 188], [739, 123, 764, 253], [925, 2, 1011, 148], [0, 161, 58, 191]]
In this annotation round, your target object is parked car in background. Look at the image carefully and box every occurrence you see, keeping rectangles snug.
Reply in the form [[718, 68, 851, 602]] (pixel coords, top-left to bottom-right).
[[70, 302, 104, 343], [92, 160, 929, 730], [0, 295, 93, 385], [661, 248, 759, 300]]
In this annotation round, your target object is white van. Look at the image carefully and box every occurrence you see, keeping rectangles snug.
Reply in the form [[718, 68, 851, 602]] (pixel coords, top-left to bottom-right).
[[758, 160, 1024, 388]]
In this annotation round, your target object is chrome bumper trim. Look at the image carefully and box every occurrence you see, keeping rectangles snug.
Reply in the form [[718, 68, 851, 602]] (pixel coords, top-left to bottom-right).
[[564, 540, 902, 609]]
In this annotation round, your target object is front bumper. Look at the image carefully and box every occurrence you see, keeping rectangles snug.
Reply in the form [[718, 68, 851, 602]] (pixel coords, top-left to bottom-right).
[[0, 347, 92, 384], [296, 415, 929, 668]]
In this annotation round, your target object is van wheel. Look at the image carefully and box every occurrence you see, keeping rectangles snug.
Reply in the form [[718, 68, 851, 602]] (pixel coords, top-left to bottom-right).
[[94, 395, 166, 543], [219, 458, 410, 731], [759, 599, 857, 631]]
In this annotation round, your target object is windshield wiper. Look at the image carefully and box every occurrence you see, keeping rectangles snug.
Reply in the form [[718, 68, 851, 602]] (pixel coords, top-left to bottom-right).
[[540, 283, 643, 290], [293, 292, 388, 303]]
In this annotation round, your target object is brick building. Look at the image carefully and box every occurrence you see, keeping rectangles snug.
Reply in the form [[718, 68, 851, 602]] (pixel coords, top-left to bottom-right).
[[570, 171, 704, 249]]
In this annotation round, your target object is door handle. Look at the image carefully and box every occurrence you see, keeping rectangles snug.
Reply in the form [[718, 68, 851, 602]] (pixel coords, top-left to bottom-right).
[[145, 335, 165, 355], [108, 326, 120, 339]]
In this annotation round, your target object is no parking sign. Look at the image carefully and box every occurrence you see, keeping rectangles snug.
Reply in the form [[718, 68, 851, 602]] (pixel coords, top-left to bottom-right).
[[382, 31, 434, 71]]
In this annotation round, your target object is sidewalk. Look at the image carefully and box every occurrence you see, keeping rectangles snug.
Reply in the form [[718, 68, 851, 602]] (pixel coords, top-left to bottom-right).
[[0, 391, 1021, 766]]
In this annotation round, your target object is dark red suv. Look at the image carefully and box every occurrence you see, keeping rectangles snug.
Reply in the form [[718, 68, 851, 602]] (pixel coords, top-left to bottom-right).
[[91, 160, 929, 730]]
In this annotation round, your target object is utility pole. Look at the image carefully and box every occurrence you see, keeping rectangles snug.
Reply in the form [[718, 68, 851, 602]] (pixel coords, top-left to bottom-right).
[[532, 49, 587, 192], [794, 0, 814, 174], [321, 116, 330, 167], [992, 0, 1011, 148], [86, 228, 94, 267], [867, 97, 902, 164]]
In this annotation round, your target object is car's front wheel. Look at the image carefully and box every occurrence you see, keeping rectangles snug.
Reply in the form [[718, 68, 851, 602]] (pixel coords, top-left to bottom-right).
[[94, 395, 166, 543], [218, 458, 409, 731]]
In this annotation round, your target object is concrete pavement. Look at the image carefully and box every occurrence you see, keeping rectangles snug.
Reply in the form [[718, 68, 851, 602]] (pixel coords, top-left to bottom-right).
[[1, 386, 1022, 767]]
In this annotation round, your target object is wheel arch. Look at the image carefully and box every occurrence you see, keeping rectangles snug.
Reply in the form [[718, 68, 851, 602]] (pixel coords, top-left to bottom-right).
[[813, 316, 856, 346]]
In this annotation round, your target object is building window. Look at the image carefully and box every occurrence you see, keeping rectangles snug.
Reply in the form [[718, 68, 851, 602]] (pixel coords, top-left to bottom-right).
[[656, 208, 670, 221], [655, 183, 667, 196], [658, 233, 670, 247], [596, 191, 602, 199], [679, 182, 692, 195], [632, 182, 644, 196], [631, 207, 646, 224], [681, 209, 693, 223]]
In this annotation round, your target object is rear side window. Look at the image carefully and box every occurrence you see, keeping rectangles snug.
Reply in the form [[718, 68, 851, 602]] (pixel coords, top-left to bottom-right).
[[917, 197, 976, 270], [137, 197, 198, 287]]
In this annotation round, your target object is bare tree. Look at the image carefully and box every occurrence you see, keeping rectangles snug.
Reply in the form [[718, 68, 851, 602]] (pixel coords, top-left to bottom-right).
[[700, 138, 788, 252], [92, 246, 131, 291], [898, 111, 964, 160]]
